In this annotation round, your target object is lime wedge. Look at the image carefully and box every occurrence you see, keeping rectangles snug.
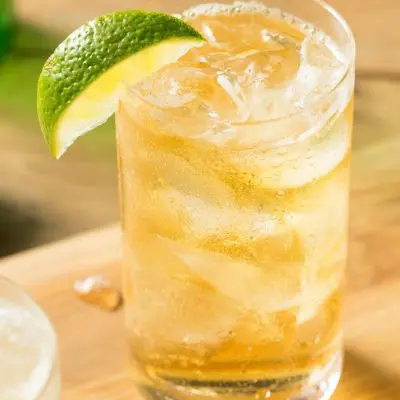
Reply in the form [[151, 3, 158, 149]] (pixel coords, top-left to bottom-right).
[[37, 11, 204, 158]]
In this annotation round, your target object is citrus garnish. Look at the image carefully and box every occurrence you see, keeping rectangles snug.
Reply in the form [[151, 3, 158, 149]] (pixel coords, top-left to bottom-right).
[[37, 11, 204, 158]]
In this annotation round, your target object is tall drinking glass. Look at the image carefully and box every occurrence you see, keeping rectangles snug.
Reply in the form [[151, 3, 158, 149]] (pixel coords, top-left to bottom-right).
[[0, 277, 60, 399], [116, 1, 355, 399]]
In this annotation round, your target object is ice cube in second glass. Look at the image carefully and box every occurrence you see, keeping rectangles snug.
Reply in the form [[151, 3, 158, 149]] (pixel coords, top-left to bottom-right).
[[0, 299, 57, 400]]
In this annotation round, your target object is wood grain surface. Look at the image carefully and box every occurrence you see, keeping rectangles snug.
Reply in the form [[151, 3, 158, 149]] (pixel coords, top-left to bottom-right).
[[1, 0, 400, 399], [2, 205, 400, 400]]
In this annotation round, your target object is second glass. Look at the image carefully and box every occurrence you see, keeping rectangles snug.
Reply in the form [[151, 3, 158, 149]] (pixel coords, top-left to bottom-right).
[[0, 277, 60, 400], [116, 1, 355, 399]]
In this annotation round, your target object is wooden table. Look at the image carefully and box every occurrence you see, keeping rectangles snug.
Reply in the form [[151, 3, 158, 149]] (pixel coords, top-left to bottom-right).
[[2, 85, 400, 399], [1, 0, 400, 399], [2, 176, 400, 400]]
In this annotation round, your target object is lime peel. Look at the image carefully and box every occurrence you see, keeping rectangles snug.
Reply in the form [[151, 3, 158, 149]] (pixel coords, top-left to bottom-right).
[[37, 10, 204, 158]]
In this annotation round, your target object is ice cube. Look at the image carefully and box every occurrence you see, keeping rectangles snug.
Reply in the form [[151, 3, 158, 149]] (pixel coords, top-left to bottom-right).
[[136, 147, 235, 206], [143, 185, 305, 268], [235, 310, 296, 347], [210, 310, 297, 363], [296, 288, 343, 352], [295, 223, 347, 324], [229, 34, 348, 122], [285, 168, 349, 266], [124, 237, 238, 352], [249, 166, 346, 325], [132, 62, 248, 137], [74, 276, 122, 311], [226, 109, 350, 190], [289, 37, 348, 107], [215, 47, 301, 122], [190, 38, 302, 121], [191, 17, 269, 53], [163, 237, 305, 314], [194, 207, 305, 267], [179, 42, 228, 64], [296, 258, 345, 324], [231, 47, 300, 89], [130, 158, 237, 242], [302, 35, 347, 72], [184, 7, 304, 122], [187, 3, 304, 55]]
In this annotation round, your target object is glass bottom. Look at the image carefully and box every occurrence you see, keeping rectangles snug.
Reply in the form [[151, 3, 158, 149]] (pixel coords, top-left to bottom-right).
[[138, 352, 342, 400]]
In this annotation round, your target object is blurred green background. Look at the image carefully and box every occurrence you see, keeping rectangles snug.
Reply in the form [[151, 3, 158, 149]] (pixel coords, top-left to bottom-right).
[[0, 0, 119, 257]]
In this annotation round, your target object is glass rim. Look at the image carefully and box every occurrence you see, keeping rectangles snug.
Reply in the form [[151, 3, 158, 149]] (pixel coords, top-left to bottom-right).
[[121, 0, 355, 134], [0, 276, 58, 400]]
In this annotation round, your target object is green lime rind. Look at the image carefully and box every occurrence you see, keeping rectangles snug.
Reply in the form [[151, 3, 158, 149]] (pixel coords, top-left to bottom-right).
[[37, 10, 204, 154]]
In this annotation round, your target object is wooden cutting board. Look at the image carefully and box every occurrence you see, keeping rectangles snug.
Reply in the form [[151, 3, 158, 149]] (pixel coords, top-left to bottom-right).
[[2, 76, 400, 399]]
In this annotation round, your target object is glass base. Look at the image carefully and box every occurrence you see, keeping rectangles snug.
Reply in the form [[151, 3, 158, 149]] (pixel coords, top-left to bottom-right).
[[290, 353, 342, 400], [138, 352, 342, 400]]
